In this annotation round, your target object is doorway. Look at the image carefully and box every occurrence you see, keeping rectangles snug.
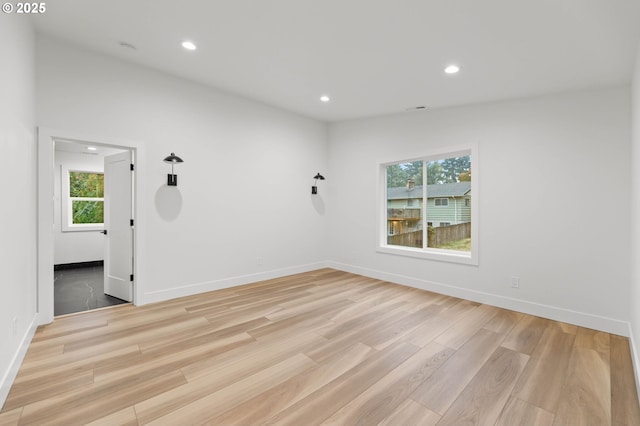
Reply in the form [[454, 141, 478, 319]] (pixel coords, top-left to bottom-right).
[[38, 127, 145, 324], [53, 141, 131, 315]]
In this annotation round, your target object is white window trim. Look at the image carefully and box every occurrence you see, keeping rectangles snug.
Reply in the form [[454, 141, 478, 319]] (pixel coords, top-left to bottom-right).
[[377, 143, 478, 266], [61, 167, 105, 232], [434, 198, 449, 207]]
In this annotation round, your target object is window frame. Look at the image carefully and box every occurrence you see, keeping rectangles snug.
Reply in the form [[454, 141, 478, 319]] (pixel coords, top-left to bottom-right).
[[377, 144, 478, 265], [61, 167, 105, 232], [434, 198, 449, 207]]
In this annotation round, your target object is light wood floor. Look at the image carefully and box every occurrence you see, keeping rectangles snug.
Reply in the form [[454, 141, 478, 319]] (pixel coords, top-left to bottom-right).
[[2, 269, 639, 425]]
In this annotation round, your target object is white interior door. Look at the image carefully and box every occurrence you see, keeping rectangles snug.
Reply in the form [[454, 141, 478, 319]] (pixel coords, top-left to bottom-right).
[[104, 151, 133, 302]]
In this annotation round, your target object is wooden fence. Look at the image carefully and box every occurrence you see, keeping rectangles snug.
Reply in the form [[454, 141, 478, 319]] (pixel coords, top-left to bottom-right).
[[429, 222, 471, 247], [387, 222, 471, 248], [387, 230, 423, 248]]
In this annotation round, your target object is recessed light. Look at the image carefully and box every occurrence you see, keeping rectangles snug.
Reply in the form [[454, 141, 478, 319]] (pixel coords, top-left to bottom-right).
[[320, 95, 330, 103], [182, 41, 197, 51], [445, 65, 460, 74], [87, 146, 97, 151]]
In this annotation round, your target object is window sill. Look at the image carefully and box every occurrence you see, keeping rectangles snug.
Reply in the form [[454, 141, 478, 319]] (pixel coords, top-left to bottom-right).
[[62, 224, 104, 233], [377, 245, 478, 266]]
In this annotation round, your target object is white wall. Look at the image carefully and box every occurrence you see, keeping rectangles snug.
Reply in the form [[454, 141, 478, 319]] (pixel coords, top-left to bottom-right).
[[54, 150, 105, 265], [630, 42, 640, 393], [328, 88, 631, 334], [36, 37, 329, 304], [0, 16, 38, 406]]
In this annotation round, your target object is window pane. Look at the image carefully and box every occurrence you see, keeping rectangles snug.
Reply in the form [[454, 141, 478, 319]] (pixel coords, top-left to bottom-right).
[[72, 200, 104, 224], [386, 161, 424, 248], [70, 172, 104, 197], [426, 155, 471, 251]]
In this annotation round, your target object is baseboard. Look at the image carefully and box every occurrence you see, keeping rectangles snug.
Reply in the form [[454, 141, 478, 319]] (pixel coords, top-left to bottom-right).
[[628, 324, 640, 405], [327, 261, 630, 336], [54, 260, 104, 271], [0, 313, 38, 410], [139, 261, 329, 305]]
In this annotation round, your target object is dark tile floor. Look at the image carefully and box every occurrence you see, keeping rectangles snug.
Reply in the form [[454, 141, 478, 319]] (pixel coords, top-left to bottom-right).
[[54, 265, 128, 316]]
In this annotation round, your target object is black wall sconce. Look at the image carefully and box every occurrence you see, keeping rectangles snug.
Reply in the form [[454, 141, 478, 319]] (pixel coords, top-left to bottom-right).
[[163, 152, 184, 186], [312, 173, 325, 194]]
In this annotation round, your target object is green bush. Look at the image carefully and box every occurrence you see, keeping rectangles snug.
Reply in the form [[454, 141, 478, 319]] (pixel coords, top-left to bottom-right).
[[72, 200, 104, 224]]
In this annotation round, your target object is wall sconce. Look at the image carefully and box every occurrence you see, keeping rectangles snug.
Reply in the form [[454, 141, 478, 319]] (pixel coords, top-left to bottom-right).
[[163, 152, 184, 186], [312, 173, 325, 194]]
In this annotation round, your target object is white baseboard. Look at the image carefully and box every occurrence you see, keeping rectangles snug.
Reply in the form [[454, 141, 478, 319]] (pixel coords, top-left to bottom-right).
[[628, 324, 640, 405], [0, 313, 38, 410], [140, 260, 630, 337], [139, 262, 329, 305], [327, 261, 630, 336]]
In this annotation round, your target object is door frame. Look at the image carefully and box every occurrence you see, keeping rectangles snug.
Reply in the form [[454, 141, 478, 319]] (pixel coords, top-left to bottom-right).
[[37, 127, 145, 324]]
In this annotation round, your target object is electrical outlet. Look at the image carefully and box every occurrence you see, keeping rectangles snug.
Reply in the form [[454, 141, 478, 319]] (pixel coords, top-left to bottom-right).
[[511, 277, 520, 289], [12, 317, 17, 337]]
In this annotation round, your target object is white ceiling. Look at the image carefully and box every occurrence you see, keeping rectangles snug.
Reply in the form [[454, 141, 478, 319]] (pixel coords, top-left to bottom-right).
[[34, 0, 640, 122]]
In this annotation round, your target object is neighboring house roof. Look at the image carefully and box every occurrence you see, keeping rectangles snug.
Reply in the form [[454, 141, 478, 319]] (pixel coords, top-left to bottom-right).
[[387, 182, 471, 200]]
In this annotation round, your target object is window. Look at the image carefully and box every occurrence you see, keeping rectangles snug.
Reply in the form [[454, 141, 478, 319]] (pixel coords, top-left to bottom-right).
[[389, 221, 397, 235], [379, 145, 477, 265], [62, 169, 104, 232], [70, 172, 104, 224]]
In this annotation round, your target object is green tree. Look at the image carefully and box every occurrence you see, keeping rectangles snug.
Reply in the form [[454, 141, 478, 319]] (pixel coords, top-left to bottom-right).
[[387, 161, 422, 188], [441, 156, 470, 183], [73, 201, 104, 224], [70, 172, 104, 197], [403, 161, 423, 185], [427, 161, 446, 184], [387, 164, 407, 188]]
